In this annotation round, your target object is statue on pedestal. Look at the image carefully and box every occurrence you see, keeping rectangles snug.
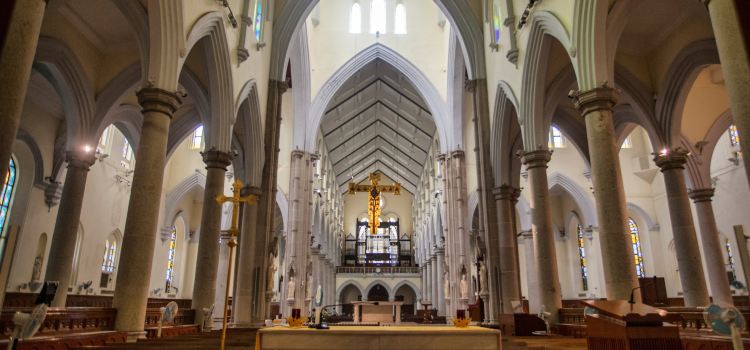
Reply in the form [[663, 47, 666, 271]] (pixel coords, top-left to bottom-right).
[[443, 271, 450, 299], [267, 253, 277, 292], [305, 271, 313, 300], [286, 275, 295, 301], [459, 272, 469, 299], [479, 261, 488, 294]]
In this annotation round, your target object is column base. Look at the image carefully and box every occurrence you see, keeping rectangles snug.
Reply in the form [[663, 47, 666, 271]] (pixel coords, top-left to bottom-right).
[[125, 331, 147, 343]]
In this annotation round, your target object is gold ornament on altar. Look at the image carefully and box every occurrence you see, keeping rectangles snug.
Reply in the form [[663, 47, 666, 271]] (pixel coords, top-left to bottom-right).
[[215, 179, 257, 350], [286, 316, 308, 328], [347, 173, 401, 234], [452, 316, 472, 328]]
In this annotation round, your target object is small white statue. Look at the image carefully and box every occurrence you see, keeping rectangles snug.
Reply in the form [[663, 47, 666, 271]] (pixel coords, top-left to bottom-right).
[[443, 272, 450, 299], [305, 272, 313, 300], [286, 276, 295, 300], [479, 262, 488, 294], [267, 253, 277, 292], [459, 273, 469, 299]]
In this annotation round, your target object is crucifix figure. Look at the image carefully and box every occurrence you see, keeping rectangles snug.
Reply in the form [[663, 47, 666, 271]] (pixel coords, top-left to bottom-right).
[[216, 179, 256, 350], [347, 173, 401, 234]]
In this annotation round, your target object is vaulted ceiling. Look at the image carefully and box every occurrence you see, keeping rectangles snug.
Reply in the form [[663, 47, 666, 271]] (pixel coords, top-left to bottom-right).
[[321, 59, 437, 195]]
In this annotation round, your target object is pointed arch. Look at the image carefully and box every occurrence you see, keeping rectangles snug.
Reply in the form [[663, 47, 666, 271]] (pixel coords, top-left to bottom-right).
[[363, 280, 393, 301], [162, 172, 207, 231], [336, 280, 365, 301], [547, 172, 598, 228], [392, 280, 421, 300]]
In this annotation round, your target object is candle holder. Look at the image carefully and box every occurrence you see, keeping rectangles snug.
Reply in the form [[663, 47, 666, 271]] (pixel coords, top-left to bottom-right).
[[286, 316, 308, 328], [452, 309, 471, 328]]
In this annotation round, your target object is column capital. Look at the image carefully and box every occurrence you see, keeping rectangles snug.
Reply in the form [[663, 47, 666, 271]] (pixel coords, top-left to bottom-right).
[[65, 150, 96, 170], [493, 184, 522, 202], [653, 148, 689, 171], [241, 185, 262, 196], [291, 150, 305, 159], [201, 149, 232, 170], [464, 79, 480, 93], [569, 82, 620, 116], [519, 149, 552, 169], [688, 188, 715, 203], [136, 87, 182, 117], [520, 230, 533, 240], [272, 79, 289, 94], [450, 150, 465, 159]]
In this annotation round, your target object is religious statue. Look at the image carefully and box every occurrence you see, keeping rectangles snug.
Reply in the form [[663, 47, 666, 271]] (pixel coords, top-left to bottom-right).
[[443, 272, 450, 299], [286, 275, 295, 300], [479, 261, 488, 294], [267, 253, 277, 292], [305, 272, 313, 300], [459, 272, 469, 299], [31, 256, 42, 282]]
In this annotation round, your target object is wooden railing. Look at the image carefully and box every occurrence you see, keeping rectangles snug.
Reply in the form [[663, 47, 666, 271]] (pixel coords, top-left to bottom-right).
[[336, 266, 420, 274]]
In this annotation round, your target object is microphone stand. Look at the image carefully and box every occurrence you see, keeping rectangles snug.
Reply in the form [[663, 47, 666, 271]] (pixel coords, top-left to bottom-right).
[[629, 286, 641, 310], [310, 303, 350, 329]]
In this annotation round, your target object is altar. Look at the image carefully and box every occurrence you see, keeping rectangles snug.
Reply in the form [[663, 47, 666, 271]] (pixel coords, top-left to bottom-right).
[[352, 301, 403, 324], [255, 326, 502, 350]]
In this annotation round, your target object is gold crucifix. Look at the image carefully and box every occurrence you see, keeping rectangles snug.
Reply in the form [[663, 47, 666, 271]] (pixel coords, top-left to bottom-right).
[[215, 179, 257, 350], [347, 173, 401, 234]]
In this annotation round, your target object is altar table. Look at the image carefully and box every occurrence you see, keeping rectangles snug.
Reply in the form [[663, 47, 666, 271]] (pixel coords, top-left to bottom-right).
[[352, 301, 403, 324], [255, 326, 502, 350]]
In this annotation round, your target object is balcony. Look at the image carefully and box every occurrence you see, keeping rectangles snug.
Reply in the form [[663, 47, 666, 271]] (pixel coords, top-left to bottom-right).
[[336, 266, 420, 274]]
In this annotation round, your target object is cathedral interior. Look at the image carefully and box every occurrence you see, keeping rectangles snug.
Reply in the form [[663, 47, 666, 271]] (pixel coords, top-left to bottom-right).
[[1, 0, 750, 349]]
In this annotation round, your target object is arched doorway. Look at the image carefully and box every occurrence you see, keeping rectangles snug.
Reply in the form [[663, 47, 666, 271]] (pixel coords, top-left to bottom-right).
[[339, 284, 362, 316], [367, 284, 389, 302], [394, 284, 417, 316]]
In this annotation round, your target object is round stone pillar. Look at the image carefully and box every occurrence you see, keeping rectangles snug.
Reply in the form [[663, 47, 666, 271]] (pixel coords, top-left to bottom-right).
[[701, 0, 750, 188], [435, 249, 445, 316], [570, 85, 639, 301], [520, 150, 562, 323], [113, 88, 181, 337], [233, 185, 262, 325], [45, 151, 95, 307], [654, 149, 710, 306], [493, 185, 522, 314], [425, 259, 433, 304], [0, 0, 46, 182], [192, 150, 233, 328], [689, 188, 733, 306]]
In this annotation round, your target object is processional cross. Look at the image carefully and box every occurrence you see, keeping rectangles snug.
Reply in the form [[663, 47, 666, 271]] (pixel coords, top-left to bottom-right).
[[216, 179, 256, 350], [347, 173, 401, 234]]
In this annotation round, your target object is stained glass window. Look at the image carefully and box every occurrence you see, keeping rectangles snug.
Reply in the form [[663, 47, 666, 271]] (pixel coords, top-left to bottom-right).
[[726, 239, 736, 276], [165, 227, 177, 292], [122, 139, 133, 161], [394, 3, 407, 35], [729, 124, 740, 147], [349, 3, 362, 33], [621, 136, 633, 149], [0, 158, 17, 263], [370, 0, 387, 34], [254, 0, 264, 42], [102, 239, 117, 273], [628, 218, 646, 278], [492, 2, 502, 45], [98, 126, 111, 153], [577, 224, 589, 291], [191, 125, 204, 150], [549, 127, 565, 148]]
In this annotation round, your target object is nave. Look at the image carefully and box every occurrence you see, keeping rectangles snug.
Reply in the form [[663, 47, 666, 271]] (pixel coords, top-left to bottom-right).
[[1, 0, 750, 349]]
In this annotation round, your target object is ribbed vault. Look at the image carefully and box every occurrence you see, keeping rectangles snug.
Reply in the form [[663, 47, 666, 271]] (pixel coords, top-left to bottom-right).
[[321, 59, 436, 194]]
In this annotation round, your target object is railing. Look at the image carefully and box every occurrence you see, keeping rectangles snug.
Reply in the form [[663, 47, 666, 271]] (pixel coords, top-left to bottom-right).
[[2, 292, 192, 310], [336, 266, 420, 274]]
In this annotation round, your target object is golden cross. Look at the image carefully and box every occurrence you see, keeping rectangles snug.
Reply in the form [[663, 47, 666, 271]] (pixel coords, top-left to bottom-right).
[[215, 179, 256, 350], [347, 173, 401, 234], [216, 179, 257, 237]]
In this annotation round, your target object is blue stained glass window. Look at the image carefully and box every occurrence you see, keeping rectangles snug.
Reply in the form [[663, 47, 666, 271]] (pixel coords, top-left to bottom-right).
[[729, 124, 740, 147], [102, 239, 117, 273], [0, 158, 17, 264], [165, 228, 177, 292], [577, 224, 589, 291], [628, 218, 646, 278], [254, 0, 263, 41], [492, 3, 502, 44]]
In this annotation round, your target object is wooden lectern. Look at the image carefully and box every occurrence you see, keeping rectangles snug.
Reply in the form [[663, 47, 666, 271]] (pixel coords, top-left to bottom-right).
[[582, 300, 682, 350]]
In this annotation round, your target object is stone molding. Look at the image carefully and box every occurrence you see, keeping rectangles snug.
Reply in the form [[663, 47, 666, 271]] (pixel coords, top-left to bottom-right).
[[136, 87, 182, 118], [201, 149, 232, 170], [653, 148, 689, 171], [493, 184, 522, 201], [569, 83, 620, 116], [450, 150, 465, 159], [688, 188, 715, 203], [519, 149, 552, 169], [241, 185, 262, 197], [291, 150, 305, 159], [65, 151, 96, 170]]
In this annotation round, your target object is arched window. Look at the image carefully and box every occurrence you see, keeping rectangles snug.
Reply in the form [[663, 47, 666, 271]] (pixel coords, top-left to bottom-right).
[[98, 126, 112, 153], [628, 218, 646, 278], [370, 0, 387, 34], [253, 0, 265, 42], [491, 2, 502, 47], [621, 136, 633, 149], [165, 227, 177, 292], [121, 138, 133, 170], [548, 126, 565, 148], [576, 224, 589, 291], [349, 3, 362, 34], [394, 3, 407, 35], [729, 124, 740, 147], [102, 238, 117, 273], [0, 158, 17, 263], [191, 125, 205, 150], [726, 239, 736, 278]]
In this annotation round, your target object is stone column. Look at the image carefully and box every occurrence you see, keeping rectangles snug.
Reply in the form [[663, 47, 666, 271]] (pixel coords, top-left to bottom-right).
[[493, 185, 522, 314], [113, 88, 181, 336], [521, 231, 538, 313], [233, 186, 262, 325], [436, 249, 446, 316], [689, 188, 733, 306], [431, 255, 439, 312], [701, 0, 750, 187], [0, 0, 46, 183], [654, 149, 710, 306], [420, 265, 427, 303], [192, 150, 232, 327], [520, 150, 561, 323], [213, 232, 232, 327], [45, 151, 95, 307], [571, 85, 639, 301], [425, 259, 433, 303]]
